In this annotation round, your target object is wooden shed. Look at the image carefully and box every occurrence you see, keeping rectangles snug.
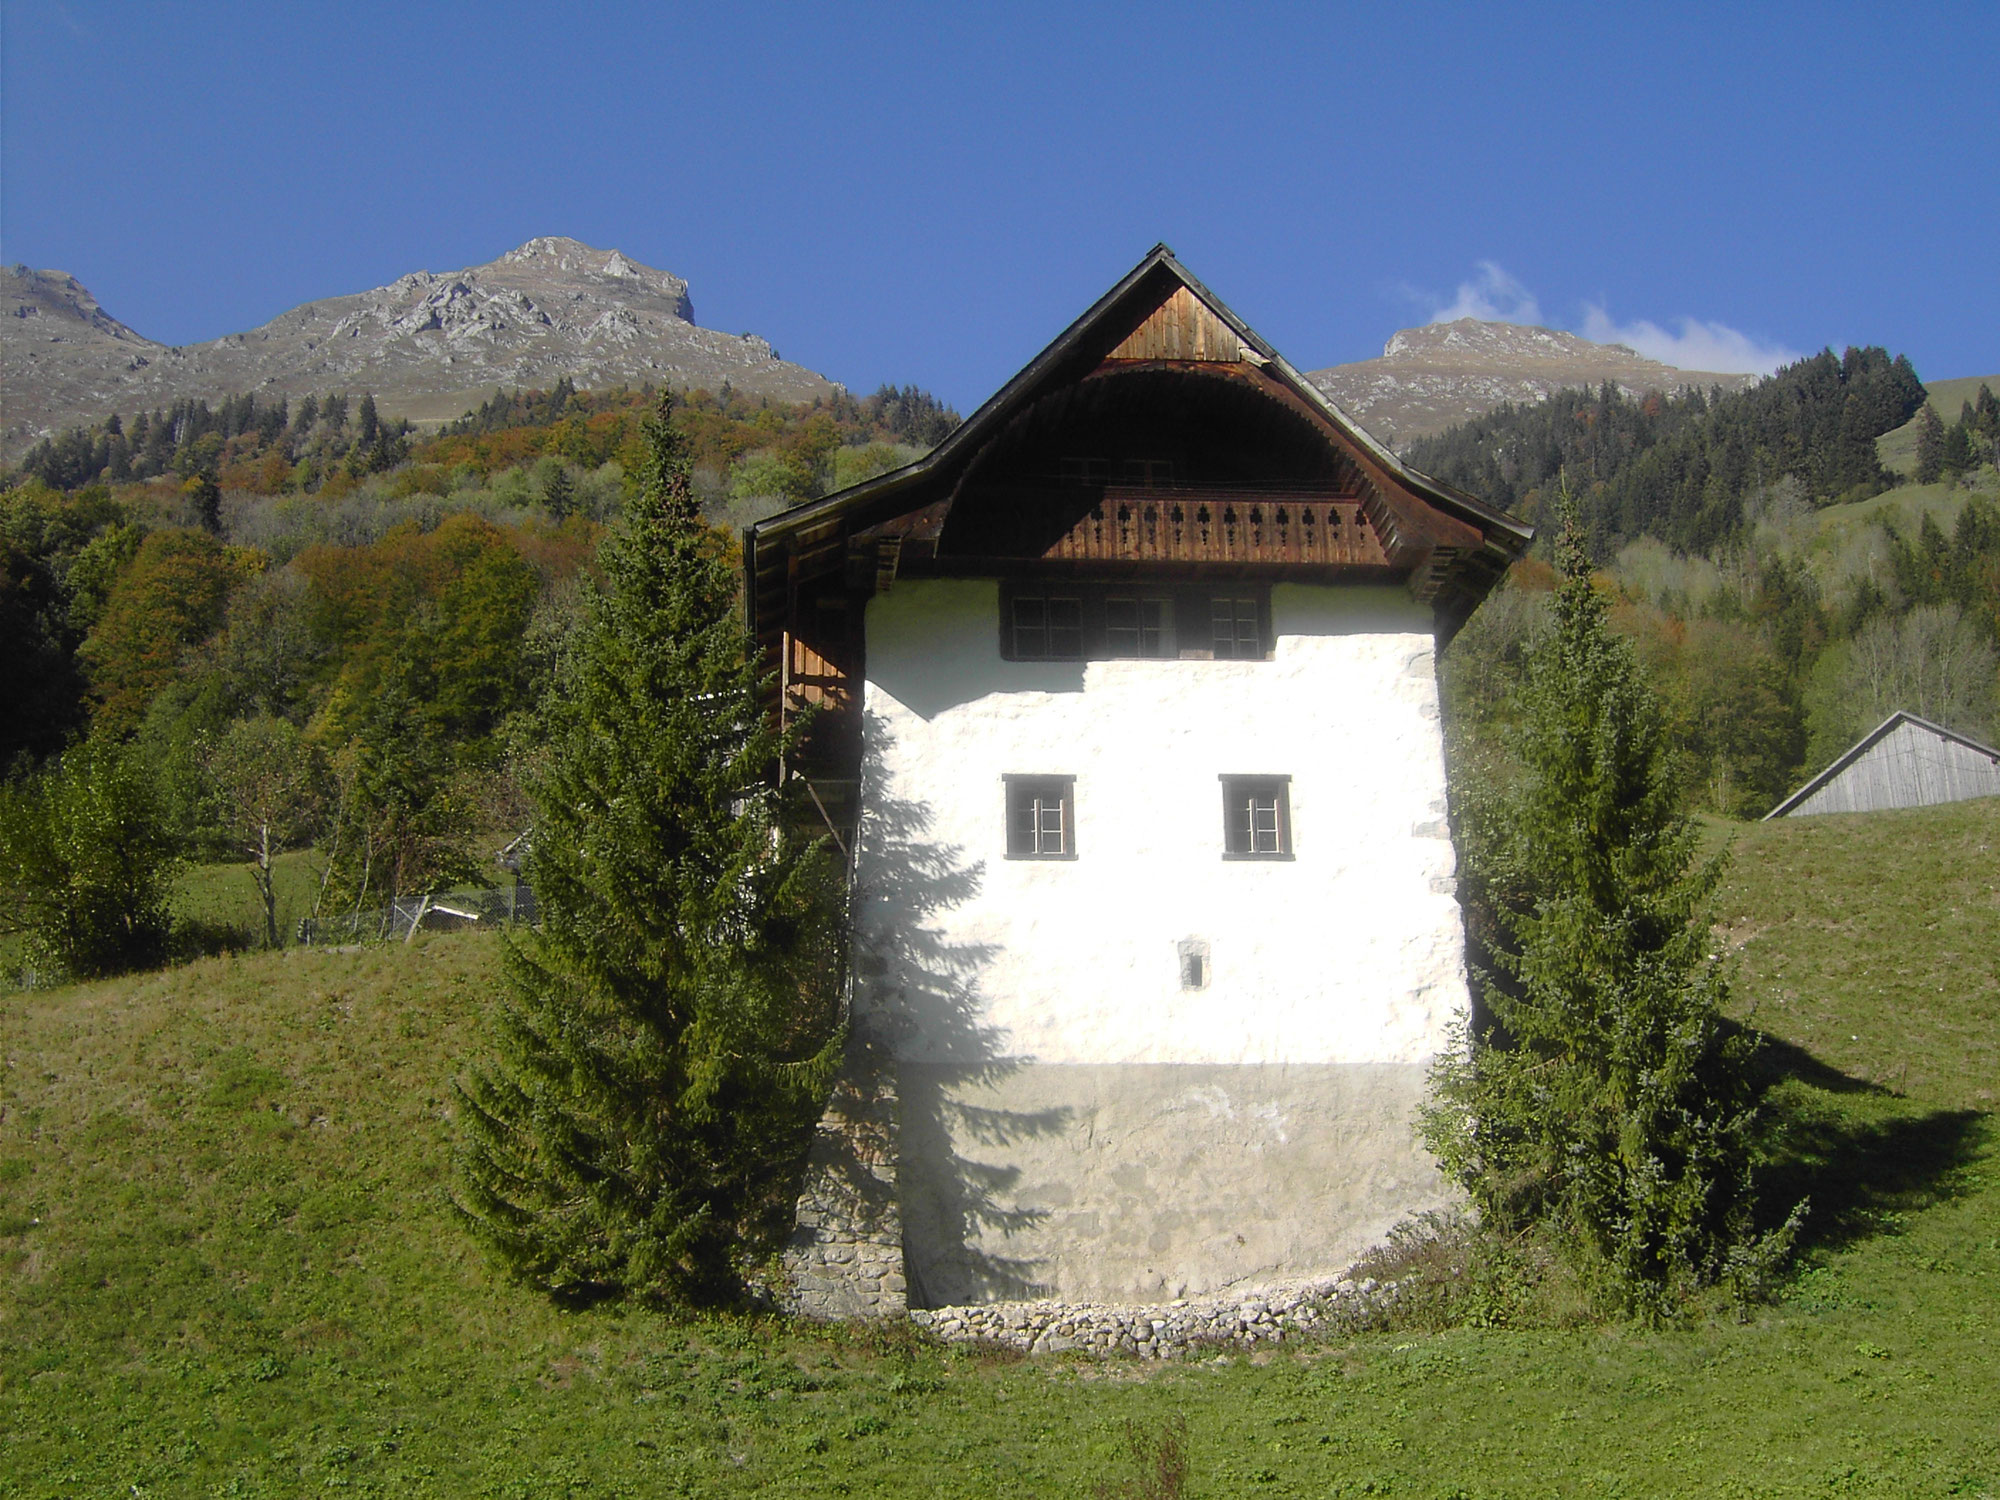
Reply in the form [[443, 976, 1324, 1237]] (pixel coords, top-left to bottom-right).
[[1766, 711, 2000, 819]]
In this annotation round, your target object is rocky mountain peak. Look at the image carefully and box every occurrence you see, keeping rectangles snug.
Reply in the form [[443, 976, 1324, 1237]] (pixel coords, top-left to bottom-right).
[[1310, 318, 1759, 447], [7, 265, 157, 346], [4, 239, 828, 454]]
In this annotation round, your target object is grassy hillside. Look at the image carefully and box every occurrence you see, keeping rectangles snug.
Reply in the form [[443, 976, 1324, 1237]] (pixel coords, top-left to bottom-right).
[[2, 799, 1997, 1497], [1877, 373, 2000, 477]]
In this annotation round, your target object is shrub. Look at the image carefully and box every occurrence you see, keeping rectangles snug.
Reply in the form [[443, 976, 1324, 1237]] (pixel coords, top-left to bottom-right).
[[0, 738, 177, 982]]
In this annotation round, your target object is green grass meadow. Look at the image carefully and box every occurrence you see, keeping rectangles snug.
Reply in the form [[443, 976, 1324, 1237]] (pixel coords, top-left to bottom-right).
[[1875, 373, 1999, 477], [2, 799, 1997, 1497]]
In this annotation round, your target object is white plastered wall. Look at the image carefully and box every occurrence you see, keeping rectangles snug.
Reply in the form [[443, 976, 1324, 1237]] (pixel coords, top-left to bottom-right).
[[852, 578, 1469, 1304]]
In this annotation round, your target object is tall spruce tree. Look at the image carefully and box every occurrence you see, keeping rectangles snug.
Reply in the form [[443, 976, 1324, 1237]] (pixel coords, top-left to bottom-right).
[[1423, 495, 1794, 1320], [1914, 404, 1947, 484], [454, 394, 844, 1305]]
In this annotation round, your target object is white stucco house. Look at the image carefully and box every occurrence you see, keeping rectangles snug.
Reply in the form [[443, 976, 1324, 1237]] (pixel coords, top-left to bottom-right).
[[745, 247, 1531, 1315]]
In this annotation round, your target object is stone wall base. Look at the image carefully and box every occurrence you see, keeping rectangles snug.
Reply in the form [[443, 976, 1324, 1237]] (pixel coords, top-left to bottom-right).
[[781, 1037, 907, 1318]]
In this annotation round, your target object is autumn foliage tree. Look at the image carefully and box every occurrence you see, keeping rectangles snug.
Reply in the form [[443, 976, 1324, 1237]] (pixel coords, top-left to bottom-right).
[[79, 528, 252, 736]]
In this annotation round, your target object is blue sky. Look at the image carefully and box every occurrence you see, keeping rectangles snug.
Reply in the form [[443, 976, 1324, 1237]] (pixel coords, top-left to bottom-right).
[[4, 2, 1995, 411]]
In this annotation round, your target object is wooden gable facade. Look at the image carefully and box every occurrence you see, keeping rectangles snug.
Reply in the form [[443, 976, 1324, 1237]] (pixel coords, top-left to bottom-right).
[[1766, 711, 2000, 818], [744, 246, 1532, 832]]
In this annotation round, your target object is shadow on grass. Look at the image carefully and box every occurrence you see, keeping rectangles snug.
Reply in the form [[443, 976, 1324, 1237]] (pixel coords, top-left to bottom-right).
[[1736, 1018, 1992, 1255]]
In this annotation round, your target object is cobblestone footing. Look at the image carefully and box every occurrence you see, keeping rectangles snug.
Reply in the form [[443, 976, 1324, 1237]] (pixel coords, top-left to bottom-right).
[[908, 1275, 1405, 1358]]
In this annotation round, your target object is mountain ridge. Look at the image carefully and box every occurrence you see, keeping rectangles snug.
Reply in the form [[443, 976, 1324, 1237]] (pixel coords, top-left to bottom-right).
[[2, 237, 838, 456], [1307, 317, 1762, 448]]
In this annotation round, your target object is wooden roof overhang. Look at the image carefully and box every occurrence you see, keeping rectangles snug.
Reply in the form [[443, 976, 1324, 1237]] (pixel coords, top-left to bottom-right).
[[746, 248, 1531, 824], [747, 245, 1531, 666]]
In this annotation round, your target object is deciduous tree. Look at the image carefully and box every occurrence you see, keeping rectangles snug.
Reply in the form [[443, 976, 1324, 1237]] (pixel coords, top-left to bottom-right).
[[0, 739, 176, 980]]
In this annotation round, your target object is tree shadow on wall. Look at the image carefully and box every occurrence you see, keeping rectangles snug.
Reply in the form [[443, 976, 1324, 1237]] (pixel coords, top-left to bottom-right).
[[850, 717, 1072, 1306]]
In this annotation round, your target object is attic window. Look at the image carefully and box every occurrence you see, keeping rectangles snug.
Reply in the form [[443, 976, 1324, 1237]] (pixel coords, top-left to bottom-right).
[[1059, 457, 1109, 486], [1005, 775, 1076, 859], [1001, 585, 1268, 661], [1220, 775, 1291, 859]]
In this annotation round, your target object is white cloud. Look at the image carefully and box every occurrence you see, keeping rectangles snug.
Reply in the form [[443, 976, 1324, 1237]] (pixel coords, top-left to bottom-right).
[[1579, 304, 1799, 375], [1405, 261, 1801, 376], [1421, 261, 1543, 326]]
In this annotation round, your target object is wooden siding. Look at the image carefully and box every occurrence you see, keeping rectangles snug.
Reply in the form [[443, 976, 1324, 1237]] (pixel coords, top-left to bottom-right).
[[1781, 717, 2000, 816], [1105, 285, 1242, 363], [783, 631, 852, 718]]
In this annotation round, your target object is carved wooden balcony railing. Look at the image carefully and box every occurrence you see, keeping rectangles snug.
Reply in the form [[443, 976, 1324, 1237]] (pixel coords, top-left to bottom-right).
[[1039, 488, 1388, 567]]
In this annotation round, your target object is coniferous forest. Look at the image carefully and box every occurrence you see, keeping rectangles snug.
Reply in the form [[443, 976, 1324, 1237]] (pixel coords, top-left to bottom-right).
[[1417, 351, 2000, 819]]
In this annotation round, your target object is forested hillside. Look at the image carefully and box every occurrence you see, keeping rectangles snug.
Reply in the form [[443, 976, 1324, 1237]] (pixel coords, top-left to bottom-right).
[[1427, 353, 2000, 818], [0, 380, 957, 976], [4, 342, 1998, 982]]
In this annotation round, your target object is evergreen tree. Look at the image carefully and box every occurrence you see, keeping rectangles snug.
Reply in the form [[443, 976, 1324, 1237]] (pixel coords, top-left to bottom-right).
[[1941, 417, 1976, 476], [1973, 384, 2000, 443], [540, 461, 575, 521], [454, 393, 844, 1306], [1423, 495, 1794, 1320], [1914, 404, 1946, 484], [183, 472, 223, 534]]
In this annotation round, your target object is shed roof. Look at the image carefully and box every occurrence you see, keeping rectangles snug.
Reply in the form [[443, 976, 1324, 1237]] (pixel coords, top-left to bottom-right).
[[1764, 710, 2000, 819]]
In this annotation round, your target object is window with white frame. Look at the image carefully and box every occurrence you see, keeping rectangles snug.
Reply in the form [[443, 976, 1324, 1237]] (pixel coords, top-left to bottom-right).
[[1220, 775, 1291, 858], [1005, 775, 1076, 858]]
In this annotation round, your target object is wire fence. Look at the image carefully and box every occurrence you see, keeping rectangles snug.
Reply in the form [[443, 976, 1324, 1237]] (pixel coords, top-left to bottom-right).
[[298, 881, 537, 946]]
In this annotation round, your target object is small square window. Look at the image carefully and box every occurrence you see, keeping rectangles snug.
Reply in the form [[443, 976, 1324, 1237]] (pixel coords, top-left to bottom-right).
[[1012, 596, 1083, 659], [1211, 597, 1262, 659], [1005, 775, 1076, 858], [1104, 596, 1171, 658], [1220, 775, 1291, 859]]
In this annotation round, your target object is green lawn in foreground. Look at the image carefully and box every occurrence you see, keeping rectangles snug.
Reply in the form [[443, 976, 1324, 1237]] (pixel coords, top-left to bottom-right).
[[1, 799, 1996, 1497]]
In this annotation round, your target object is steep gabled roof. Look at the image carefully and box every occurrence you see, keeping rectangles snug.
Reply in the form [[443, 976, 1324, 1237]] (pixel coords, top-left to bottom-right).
[[1764, 710, 2000, 819], [751, 243, 1525, 571], [745, 244, 1532, 646]]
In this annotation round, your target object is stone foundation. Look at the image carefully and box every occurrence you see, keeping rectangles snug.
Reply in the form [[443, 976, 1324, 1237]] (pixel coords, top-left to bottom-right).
[[912, 1273, 1406, 1358], [781, 1038, 907, 1318]]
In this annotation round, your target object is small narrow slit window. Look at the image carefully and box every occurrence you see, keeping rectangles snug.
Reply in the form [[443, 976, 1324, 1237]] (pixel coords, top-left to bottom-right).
[[1177, 939, 1211, 991], [1011, 596, 1084, 659], [1211, 597, 1262, 659], [1220, 775, 1292, 859], [1005, 775, 1076, 859]]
